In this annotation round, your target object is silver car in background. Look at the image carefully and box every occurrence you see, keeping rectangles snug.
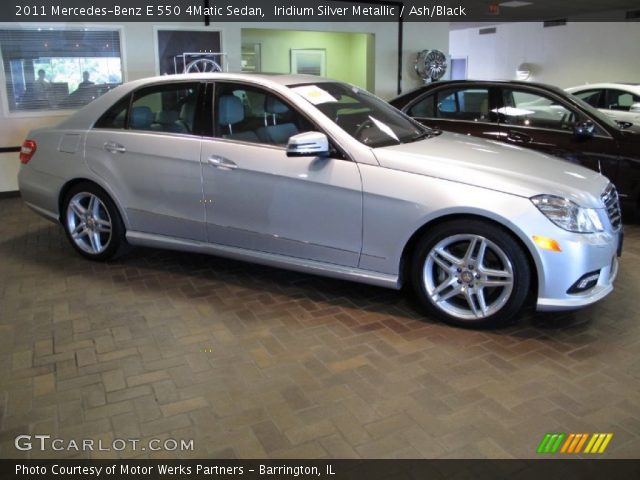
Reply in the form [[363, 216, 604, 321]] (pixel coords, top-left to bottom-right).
[[18, 73, 622, 328], [567, 83, 640, 125]]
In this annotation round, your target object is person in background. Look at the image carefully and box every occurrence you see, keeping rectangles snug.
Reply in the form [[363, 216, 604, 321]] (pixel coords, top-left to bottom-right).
[[33, 69, 50, 101], [78, 71, 94, 88]]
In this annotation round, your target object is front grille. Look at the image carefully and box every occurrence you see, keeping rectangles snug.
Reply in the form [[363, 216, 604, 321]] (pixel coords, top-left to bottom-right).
[[601, 183, 622, 231]]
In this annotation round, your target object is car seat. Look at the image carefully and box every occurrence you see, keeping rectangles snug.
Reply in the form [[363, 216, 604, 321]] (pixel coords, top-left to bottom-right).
[[256, 96, 299, 145], [177, 100, 196, 132], [152, 110, 187, 133], [218, 95, 259, 142], [130, 106, 154, 130]]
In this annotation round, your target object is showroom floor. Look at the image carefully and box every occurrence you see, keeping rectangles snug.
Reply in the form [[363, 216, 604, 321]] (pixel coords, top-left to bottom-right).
[[1, 196, 639, 459]]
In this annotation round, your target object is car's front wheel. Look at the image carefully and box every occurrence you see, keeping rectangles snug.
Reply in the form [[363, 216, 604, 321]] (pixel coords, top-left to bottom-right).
[[62, 182, 126, 261], [412, 219, 531, 328]]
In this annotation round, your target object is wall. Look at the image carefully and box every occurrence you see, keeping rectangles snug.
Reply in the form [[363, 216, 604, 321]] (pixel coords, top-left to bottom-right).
[[449, 22, 640, 87], [241, 29, 372, 90], [0, 20, 447, 192]]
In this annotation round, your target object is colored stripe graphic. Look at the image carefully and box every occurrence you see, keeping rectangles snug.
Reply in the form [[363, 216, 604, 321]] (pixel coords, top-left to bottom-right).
[[538, 433, 613, 454], [584, 433, 614, 454], [537, 433, 565, 453]]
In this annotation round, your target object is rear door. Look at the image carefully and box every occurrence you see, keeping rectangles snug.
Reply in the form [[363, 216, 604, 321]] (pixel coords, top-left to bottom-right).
[[85, 81, 206, 240]]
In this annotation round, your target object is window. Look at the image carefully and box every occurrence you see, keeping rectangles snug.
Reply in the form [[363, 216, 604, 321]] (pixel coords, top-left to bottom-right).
[[94, 95, 129, 129], [94, 83, 199, 134], [574, 89, 602, 108], [431, 87, 492, 122], [499, 89, 576, 131], [408, 95, 435, 118], [605, 89, 640, 111], [214, 83, 314, 145], [0, 28, 123, 112]]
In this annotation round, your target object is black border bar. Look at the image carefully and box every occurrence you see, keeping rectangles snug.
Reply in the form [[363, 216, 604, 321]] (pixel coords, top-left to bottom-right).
[[4, 459, 640, 480], [3, 0, 640, 22]]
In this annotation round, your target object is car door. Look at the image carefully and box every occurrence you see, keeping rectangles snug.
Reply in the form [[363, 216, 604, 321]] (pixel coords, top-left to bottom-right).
[[403, 85, 501, 141], [199, 81, 363, 267], [496, 86, 620, 184], [85, 81, 206, 240]]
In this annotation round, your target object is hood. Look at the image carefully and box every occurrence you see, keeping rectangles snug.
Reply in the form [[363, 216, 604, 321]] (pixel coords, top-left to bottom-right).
[[373, 132, 609, 208]]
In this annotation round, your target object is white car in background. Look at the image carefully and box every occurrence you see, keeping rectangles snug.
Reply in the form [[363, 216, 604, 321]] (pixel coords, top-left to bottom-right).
[[566, 83, 640, 125]]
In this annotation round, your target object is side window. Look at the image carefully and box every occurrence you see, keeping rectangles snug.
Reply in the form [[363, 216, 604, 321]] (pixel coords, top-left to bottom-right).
[[499, 89, 576, 131], [214, 83, 314, 145], [574, 89, 602, 108], [129, 83, 199, 134], [605, 89, 640, 111], [94, 94, 130, 129], [408, 94, 435, 118], [432, 87, 492, 122]]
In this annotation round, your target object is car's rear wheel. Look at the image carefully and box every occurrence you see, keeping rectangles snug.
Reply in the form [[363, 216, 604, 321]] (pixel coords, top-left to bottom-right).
[[412, 219, 530, 328], [63, 183, 126, 261]]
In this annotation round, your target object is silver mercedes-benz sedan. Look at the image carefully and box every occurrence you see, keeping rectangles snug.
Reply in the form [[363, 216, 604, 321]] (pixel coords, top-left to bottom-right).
[[18, 73, 622, 328]]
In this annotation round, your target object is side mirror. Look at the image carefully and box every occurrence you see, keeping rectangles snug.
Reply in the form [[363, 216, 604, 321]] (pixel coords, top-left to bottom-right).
[[630, 102, 640, 113], [286, 131, 329, 157], [574, 120, 595, 138]]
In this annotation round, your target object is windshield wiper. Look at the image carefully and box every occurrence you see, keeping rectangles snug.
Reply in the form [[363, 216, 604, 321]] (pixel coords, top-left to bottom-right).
[[408, 128, 441, 142]]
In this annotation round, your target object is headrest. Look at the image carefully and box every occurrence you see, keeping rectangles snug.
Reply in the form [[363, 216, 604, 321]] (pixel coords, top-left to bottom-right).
[[265, 96, 289, 114], [180, 101, 195, 120], [130, 106, 153, 129], [218, 95, 244, 125]]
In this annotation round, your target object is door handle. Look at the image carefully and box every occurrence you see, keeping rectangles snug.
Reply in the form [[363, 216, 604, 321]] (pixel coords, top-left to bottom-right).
[[506, 131, 532, 144], [208, 155, 237, 170], [103, 141, 126, 154]]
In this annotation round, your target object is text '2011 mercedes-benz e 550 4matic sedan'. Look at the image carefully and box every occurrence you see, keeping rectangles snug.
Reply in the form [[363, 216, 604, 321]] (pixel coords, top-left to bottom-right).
[[18, 73, 623, 328]]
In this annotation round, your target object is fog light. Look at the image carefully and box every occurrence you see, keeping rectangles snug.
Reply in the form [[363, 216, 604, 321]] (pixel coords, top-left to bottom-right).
[[567, 270, 600, 294], [532, 235, 562, 252]]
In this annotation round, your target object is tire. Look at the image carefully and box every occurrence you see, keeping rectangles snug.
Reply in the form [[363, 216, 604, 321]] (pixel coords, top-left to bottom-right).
[[411, 219, 531, 328], [62, 182, 127, 261]]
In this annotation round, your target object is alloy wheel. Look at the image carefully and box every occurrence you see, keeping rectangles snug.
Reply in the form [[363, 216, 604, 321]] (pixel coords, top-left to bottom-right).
[[65, 192, 113, 255], [423, 234, 514, 320]]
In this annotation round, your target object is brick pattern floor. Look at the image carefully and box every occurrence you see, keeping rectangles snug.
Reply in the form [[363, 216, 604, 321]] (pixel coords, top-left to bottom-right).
[[1, 197, 639, 459]]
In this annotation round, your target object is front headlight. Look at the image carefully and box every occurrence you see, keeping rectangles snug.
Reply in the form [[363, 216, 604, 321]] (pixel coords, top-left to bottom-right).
[[531, 195, 604, 233]]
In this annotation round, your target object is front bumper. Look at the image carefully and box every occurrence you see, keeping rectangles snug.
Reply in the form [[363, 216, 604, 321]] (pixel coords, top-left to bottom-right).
[[534, 229, 620, 312]]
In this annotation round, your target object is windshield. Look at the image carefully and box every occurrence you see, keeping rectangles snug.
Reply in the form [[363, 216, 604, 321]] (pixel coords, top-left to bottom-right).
[[290, 82, 431, 147]]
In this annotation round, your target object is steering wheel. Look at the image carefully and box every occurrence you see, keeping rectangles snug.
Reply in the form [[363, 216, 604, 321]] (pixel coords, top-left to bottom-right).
[[353, 118, 374, 140]]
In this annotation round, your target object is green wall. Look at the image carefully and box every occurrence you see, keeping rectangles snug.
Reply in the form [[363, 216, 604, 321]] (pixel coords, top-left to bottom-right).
[[241, 29, 373, 91]]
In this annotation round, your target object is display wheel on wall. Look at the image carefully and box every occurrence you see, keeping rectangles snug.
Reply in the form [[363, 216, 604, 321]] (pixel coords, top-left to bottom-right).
[[415, 49, 447, 83]]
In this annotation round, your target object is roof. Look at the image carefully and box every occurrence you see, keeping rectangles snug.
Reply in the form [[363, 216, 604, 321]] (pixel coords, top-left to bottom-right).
[[565, 83, 640, 94], [392, 79, 567, 101], [123, 72, 333, 88]]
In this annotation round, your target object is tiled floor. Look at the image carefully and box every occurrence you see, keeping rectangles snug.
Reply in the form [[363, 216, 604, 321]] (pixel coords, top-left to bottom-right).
[[1, 196, 639, 459]]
